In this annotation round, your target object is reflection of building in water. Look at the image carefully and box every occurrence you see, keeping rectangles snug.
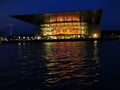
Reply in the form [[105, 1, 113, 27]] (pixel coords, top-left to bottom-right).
[[43, 42, 100, 89], [16, 42, 100, 89], [12, 10, 102, 40]]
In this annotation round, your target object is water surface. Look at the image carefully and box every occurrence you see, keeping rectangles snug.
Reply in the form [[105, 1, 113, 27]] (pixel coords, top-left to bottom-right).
[[0, 40, 119, 90]]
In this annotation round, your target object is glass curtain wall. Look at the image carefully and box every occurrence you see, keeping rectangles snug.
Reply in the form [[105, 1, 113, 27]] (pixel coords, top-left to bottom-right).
[[40, 12, 88, 39]]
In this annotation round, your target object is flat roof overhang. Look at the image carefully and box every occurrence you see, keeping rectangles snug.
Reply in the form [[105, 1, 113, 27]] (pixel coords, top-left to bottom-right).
[[11, 9, 102, 25]]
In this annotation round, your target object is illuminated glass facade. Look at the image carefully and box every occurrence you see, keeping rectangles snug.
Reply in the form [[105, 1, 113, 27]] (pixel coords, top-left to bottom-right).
[[12, 10, 102, 40], [39, 12, 88, 39]]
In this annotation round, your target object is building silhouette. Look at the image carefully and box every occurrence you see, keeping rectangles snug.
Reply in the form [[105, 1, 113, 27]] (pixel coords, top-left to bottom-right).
[[12, 10, 102, 40]]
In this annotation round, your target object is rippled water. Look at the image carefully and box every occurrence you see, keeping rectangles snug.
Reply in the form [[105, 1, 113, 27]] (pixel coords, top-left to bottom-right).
[[0, 40, 119, 90]]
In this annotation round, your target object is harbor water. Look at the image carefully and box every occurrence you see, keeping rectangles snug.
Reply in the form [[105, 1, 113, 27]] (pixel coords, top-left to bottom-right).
[[0, 40, 120, 90]]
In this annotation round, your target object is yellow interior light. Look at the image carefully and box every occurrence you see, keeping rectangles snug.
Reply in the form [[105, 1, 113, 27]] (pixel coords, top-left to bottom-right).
[[93, 33, 98, 38]]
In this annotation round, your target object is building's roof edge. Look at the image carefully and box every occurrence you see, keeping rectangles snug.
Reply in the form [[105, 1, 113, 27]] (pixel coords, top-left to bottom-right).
[[11, 9, 102, 16]]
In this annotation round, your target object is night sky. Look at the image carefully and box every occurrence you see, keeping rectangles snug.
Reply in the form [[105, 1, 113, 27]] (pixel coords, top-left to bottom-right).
[[0, 0, 120, 35]]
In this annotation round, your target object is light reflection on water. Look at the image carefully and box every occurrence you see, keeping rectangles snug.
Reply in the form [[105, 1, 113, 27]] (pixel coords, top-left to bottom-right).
[[0, 41, 100, 90]]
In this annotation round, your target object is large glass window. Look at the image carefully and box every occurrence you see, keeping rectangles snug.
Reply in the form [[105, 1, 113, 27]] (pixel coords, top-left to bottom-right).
[[40, 12, 88, 38]]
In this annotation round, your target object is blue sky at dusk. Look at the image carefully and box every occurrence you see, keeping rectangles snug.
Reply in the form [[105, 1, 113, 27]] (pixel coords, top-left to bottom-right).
[[0, 0, 120, 35]]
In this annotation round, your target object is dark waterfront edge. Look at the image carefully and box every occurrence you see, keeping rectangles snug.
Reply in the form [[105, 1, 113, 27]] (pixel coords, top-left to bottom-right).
[[0, 38, 120, 44]]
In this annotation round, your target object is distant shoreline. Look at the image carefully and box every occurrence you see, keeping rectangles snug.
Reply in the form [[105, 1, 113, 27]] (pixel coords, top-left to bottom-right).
[[0, 38, 120, 44]]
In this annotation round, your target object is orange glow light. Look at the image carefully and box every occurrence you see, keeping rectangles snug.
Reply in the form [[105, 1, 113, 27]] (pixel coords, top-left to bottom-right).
[[50, 15, 80, 22]]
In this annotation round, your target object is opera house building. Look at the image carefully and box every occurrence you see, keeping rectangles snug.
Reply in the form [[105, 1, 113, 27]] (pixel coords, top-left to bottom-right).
[[12, 10, 102, 40]]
